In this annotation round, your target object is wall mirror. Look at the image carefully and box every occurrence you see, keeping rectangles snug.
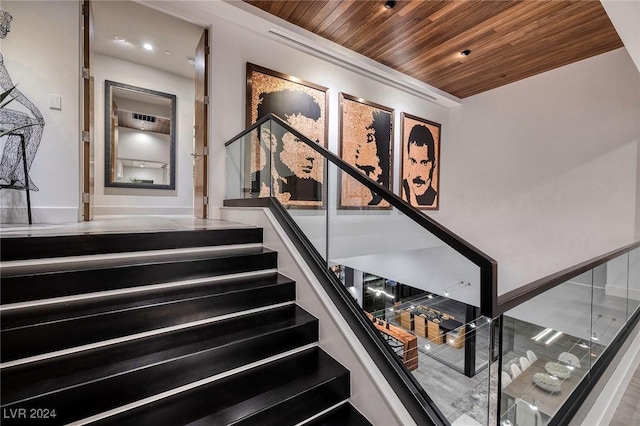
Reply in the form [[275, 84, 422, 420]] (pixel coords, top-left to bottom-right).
[[104, 80, 176, 189]]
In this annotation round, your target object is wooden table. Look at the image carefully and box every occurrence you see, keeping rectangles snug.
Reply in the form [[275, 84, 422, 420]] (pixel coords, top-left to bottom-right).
[[366, 312, 418, 371], [502, 356, 586, 418]]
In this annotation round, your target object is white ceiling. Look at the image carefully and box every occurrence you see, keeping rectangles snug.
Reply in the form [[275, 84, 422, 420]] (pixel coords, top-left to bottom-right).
[[92, 0, 204, 79]]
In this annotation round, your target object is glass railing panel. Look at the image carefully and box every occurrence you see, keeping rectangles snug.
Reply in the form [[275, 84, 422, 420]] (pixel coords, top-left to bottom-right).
[[325, 164, 482, 309], [225, 123, 273, 200], [265, 119, 328, 258], [325, 161, 488, 424], [589, 254, 629, 367], [473, 316, 494, 375], [628, 247, 640, 320], [225, 127, 253, 200], [365, 298, 494, 425], [499, 273, 593, 426]]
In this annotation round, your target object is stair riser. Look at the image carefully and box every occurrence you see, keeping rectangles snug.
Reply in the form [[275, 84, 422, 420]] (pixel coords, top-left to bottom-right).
[[304, 403, 373, 426], [88, 348, 349, 426], [230, 374, 350, 426], [1, 251, 278, 305], [2, 305, 314, 404], [0, 228, 263, 261], [1, 324, 319, 424], [1, 282, 295, 363], [1, 273, 289, 330]]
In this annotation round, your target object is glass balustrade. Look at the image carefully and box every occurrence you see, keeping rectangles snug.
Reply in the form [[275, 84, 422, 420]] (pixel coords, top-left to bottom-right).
[[498, 248, 640, 426], [226, 116, 494, 424], [226, 116, 640, 426]]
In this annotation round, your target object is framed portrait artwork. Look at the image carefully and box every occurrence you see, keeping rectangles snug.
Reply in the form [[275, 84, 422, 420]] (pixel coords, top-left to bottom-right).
[[246, 63, 328, 208], [400, 113, 441, 210], [339, 93, 394, 209]]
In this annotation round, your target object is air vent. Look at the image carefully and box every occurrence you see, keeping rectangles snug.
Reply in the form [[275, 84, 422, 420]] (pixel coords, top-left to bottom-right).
[[132, 113, 157, 123]]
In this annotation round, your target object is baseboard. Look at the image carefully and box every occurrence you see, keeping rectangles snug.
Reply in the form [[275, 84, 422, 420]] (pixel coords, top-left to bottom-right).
[[1, 207, 78, 224], [605, 284, 640, 300], [94, 206, 194, 216]]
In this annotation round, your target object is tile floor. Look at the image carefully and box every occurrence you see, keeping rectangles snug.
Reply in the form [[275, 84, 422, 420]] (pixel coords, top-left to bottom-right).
[[0, 215, 253, 237]]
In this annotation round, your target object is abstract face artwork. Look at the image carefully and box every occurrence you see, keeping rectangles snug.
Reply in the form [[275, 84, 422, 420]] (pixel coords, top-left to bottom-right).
[[401, 113, 441, 209], [339, 93, 393, 208], [246, 63, 327, 207]]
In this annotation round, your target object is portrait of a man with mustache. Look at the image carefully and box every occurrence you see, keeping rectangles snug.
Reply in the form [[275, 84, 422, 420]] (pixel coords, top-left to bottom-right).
[[402, 124, 438, 208]]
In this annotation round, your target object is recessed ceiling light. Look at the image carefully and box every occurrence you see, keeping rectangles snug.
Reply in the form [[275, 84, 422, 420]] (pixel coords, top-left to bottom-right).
[[164, 51, 171, 55], [143, 43, 153, 51], [384, 0, 396, 9], [460, 49, 472, 57], [187, 58, 195, 65], [114, 36, 126, 43]]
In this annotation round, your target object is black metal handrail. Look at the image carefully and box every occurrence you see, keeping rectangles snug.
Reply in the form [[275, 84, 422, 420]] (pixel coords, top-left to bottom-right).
[[225, 113, 498, 317], [497, 239, 640, 315]]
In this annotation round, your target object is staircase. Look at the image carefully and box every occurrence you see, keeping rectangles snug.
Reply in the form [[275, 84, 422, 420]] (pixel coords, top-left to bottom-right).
[[0, 225, 371, 425]]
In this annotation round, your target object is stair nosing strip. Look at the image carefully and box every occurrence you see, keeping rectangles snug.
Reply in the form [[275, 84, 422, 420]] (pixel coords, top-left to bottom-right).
[[8, 319, 315, 406], [0, 301, 295, 369], [66, 342, 319, 426], [0, 269, 279, 312], [232, 372, 348, 425], [294, 400, 350, 426], [0, 243, 264, 270], [4, 281, 292, 331]]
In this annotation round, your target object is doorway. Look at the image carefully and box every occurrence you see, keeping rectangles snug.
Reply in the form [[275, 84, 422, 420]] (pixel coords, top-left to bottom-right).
[[83, 0, 208, 219]]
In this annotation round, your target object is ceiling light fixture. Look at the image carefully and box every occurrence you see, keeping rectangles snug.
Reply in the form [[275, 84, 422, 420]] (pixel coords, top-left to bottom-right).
[[143, 43, 153, 51], [114, 36, 126, 43], [532, 328, 553, 341], [545, 331, 563, 345], [187, 58, 195, 65], [460, 49, 472, 57], [164, 51, 171, 55], [384, 0, 397, 9]]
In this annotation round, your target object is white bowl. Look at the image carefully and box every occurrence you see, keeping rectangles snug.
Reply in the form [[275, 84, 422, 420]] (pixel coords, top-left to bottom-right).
[[533, 373, 562, 393], [545, 362, 571, 379]]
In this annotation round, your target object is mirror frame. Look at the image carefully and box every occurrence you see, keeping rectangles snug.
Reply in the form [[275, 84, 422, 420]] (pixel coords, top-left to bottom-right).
[[104, 80, 177, 190]]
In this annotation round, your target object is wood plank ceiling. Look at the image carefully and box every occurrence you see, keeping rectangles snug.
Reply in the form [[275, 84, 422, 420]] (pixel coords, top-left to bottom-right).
[[245, 0, 623, 98]]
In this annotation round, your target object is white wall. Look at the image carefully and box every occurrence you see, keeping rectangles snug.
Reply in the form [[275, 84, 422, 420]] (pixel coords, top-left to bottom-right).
[[601, 0, 640, 73], [606, 248, 640, 301], [444, 48, 640, 295], [150, 1, 640, 298], [637, 133, 640, 239], [0, 0, 80, 223], [93, 54, 194, 215], [145, 0, 452, 219]]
